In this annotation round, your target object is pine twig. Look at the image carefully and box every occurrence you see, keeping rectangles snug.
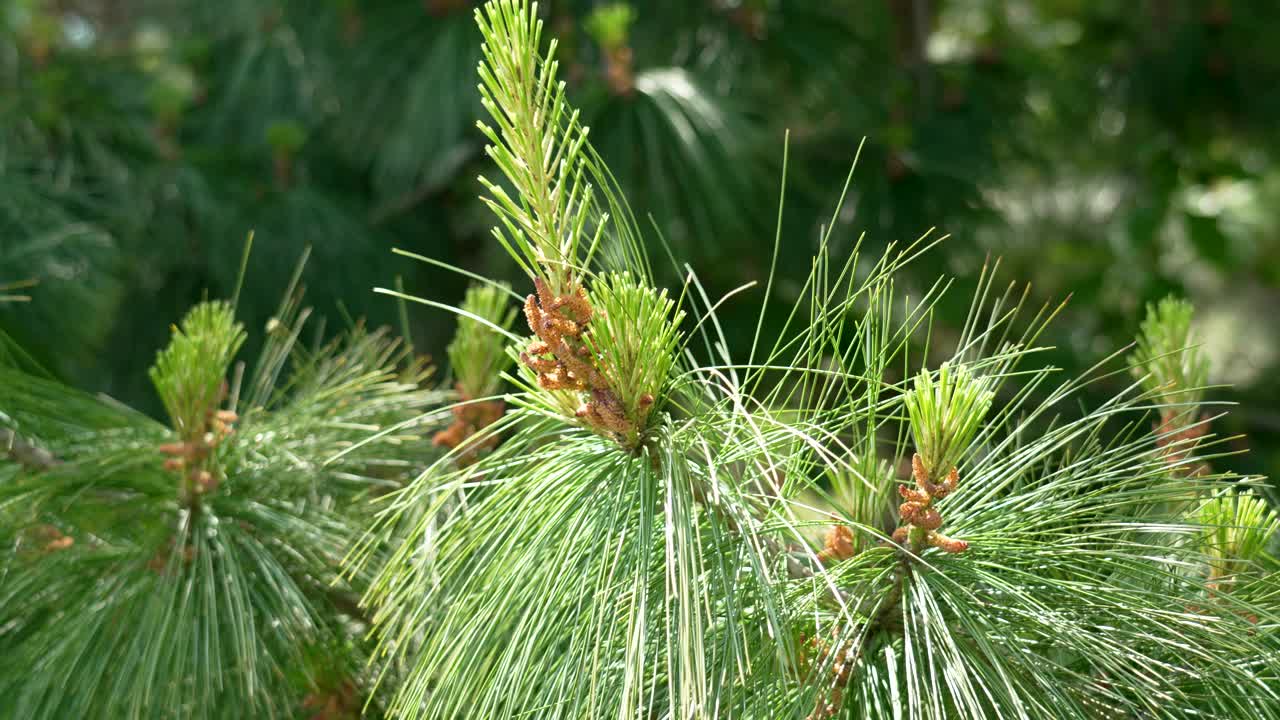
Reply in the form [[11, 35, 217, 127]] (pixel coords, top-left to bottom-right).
[[1, 428, 62, 470]]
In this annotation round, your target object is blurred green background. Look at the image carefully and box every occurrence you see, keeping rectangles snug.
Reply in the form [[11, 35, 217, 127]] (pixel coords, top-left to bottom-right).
[[3, 0, 1278, 491]]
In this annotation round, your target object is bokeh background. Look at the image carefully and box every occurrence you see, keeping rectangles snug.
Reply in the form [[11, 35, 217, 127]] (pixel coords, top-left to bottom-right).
[[3, 0, 1278, 492]]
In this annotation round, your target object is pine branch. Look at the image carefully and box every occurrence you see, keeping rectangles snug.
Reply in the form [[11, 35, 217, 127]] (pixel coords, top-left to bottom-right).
[[0, 266, 448, 720], [474, 0, 682, 450]]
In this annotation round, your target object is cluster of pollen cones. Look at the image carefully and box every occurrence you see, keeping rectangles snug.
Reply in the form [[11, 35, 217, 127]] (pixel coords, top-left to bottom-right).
[[1155, 409, 1209, 476], [519, 277, 651, 443], [157, 382, 237, 498], [807, 455, 970, 719], [893, 454, 968, 554]]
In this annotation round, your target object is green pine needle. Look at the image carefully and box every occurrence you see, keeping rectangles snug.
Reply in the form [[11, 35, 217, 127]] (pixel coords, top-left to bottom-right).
[[475, 0, 602, 292], [583, 272, 683, 437], [1200, 489, 1280, 578]]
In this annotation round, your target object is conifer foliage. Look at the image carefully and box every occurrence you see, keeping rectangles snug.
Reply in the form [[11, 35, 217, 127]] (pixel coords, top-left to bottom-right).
[[1, 1, 1279, 718], [0, 264, 454, 719], [352, 2, 1280, 718]]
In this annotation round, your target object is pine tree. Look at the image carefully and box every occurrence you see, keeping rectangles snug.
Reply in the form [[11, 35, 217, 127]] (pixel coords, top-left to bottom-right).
[[344, 3, 1280, 718]]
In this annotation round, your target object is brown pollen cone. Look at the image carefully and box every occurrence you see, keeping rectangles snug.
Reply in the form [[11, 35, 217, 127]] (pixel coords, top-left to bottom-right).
[[425, 0, 467, 17], [26, 525, 74, 554], [302, 679, 361, 720], [433, 385, 506, 466], [603, 46, 635, 95], [818, 525, 857, 564]]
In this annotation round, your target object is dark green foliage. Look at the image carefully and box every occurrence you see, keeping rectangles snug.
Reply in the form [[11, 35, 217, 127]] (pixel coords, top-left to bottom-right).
[[4, 1, 1278, 483]]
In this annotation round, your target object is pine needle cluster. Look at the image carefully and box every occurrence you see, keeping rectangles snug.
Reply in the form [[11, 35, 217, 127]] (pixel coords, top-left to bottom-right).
[[1200, 490, 1280, 593], [1130, 295, 1211, 406]]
